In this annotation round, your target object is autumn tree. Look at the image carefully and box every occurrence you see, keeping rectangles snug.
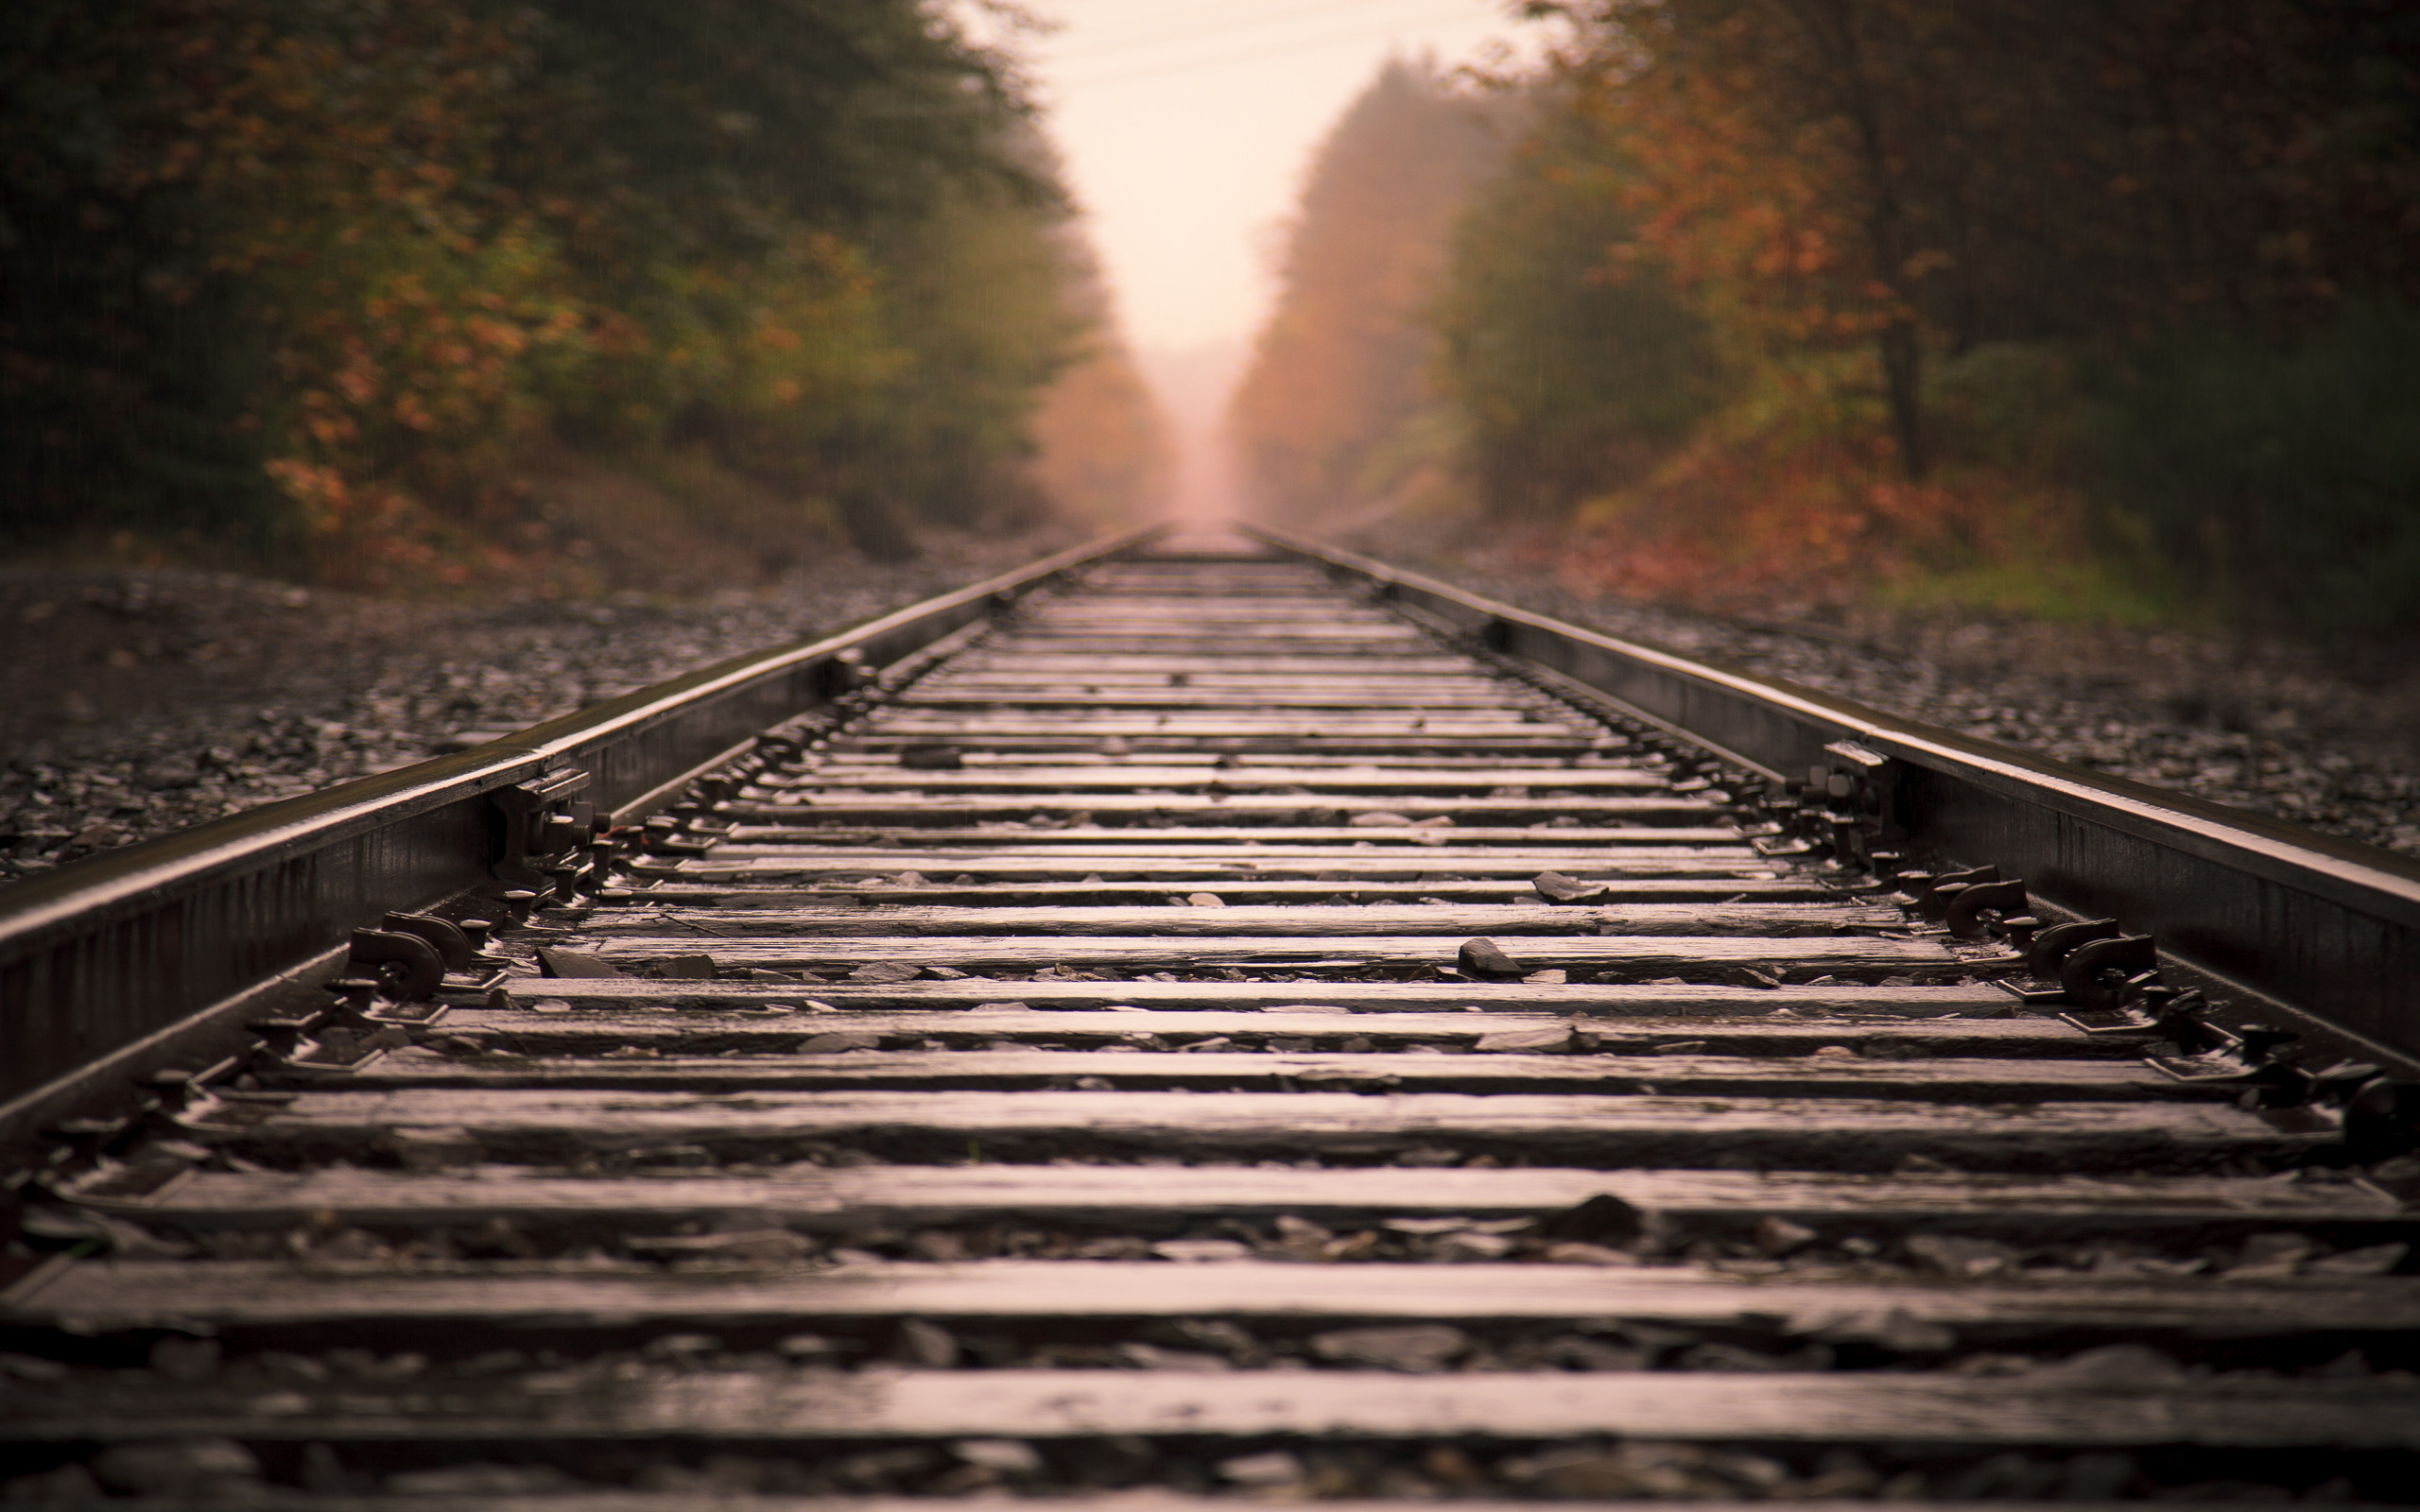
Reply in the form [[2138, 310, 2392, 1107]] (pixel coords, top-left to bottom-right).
[[1546, 0, 2420, 468], [848, 149, 1088, 545], [1543, 0, 1963, 480], [1443, 0, 2420, 626], [1028, 232, 1173, 528], [1430, 86, 1728, 520], [508, 0, 1066, 559], [0, 0, 555, 564], [1229, 60, 1506, 523], [0, 0, 1118, 578]]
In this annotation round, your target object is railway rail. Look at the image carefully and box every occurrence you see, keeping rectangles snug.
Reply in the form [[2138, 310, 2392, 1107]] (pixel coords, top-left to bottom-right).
[[5, 524, 2420, 1504]]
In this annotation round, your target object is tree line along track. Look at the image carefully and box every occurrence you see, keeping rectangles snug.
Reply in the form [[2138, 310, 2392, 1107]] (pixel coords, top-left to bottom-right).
[[4, 527, 2420, 1503]]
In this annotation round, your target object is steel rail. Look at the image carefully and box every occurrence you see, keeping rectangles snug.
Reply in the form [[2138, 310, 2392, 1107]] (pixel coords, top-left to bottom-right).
[[1247, 524, 2420, 1071], [9, 518, 2417, 1138], [7, 529, 2419, 1500], [0, 527, 1164, 1143]]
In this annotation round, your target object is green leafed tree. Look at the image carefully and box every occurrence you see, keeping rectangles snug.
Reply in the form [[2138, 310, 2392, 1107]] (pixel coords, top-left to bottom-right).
[[853, 153, 1093, 543], [0, 0, 1111, 578], [1430, 88, 1729, 521]]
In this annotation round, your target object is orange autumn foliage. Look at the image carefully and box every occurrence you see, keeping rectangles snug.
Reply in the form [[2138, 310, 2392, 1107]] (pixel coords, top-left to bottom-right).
[[12, 0, 594, 586], [1231, 60, 1506, 524], [1414, 0, 2420, 627], [1556, 427, 2059, 618], [3, 0, 1107, 587], [1572, 15, 1892, 357]]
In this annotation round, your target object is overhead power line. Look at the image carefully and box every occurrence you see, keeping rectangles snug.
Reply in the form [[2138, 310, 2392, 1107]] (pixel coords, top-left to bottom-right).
[[1053, 4, 1498, 91], [1045, 0, 1449, 66]]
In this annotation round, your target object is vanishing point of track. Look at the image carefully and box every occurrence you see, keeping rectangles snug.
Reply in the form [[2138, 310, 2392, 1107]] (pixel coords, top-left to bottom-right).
[[4, 526, 2420, 1503]]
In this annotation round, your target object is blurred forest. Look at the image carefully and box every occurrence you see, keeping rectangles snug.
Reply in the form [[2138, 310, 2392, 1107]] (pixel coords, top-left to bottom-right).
[[0, 0, 1168, 591], [1228, 60, 1508, 524], [1233, 4, 2420, 634]]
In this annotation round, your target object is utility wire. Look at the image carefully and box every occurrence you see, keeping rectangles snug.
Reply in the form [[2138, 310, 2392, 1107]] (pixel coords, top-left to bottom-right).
[[1044, 0, 1453, 65], [1054, 4, 1496, 90]]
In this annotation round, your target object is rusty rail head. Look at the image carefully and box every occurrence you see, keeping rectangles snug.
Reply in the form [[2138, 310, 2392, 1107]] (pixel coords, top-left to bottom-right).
[[0, 525, 1166, 1138], [1246, 523, 2420, 1072]]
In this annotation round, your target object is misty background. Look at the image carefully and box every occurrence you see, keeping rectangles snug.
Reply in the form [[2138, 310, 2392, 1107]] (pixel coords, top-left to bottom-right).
[[6, 0, 2420, 882], [5, 0, 2418, 634]]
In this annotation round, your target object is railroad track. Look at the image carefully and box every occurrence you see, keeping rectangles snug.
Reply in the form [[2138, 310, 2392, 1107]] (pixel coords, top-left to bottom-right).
[[4, 525, 2420, 1504]]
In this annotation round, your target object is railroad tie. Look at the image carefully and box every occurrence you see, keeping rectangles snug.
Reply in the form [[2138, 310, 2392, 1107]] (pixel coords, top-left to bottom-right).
[[4, 530, 2417, 1505]]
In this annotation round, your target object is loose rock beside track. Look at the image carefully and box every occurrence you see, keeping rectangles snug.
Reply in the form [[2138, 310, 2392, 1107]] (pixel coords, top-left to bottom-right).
[[1361, 532, 2420, 862], [0, 529, 1080, 883]]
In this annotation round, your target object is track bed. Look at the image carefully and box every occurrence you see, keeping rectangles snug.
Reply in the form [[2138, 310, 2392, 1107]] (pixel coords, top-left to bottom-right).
[[4, 535, 2416, 1505]]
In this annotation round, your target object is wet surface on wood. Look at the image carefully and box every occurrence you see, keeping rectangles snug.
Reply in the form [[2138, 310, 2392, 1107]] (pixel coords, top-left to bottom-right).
[[669, 836, 1768, 867], [20, 1258, 2420, 1341], [462, 976, 2024, 1016], [11, 1366, 2420, 1451], [576, 933, 1964, 979], [332, 1004, 2128, 1052], [587, 902, 1907, 939], [86, 1162, 2410, 1238], [293, 1049, 2201, 1103], [190, 1087, 2316, 1173]]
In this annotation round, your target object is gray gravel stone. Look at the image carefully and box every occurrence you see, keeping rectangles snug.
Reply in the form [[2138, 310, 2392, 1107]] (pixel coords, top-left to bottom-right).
[[0, 527, 1080, 883], [1358, 532, 2420, 862]]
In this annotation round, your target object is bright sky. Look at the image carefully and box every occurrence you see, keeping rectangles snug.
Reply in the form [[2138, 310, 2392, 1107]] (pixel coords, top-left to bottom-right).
[[1001, 0, 1546, 356]]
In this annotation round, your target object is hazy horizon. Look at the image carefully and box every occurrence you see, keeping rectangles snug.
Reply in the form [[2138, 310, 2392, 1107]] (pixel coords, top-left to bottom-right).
[[986, 1, 1549, 515]]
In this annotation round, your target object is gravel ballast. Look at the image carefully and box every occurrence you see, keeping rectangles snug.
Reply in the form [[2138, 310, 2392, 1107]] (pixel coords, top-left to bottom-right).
[[3, 522, 2414, 885], [1350, 535, 2420, 865], [0, 528, 1080, 884]]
